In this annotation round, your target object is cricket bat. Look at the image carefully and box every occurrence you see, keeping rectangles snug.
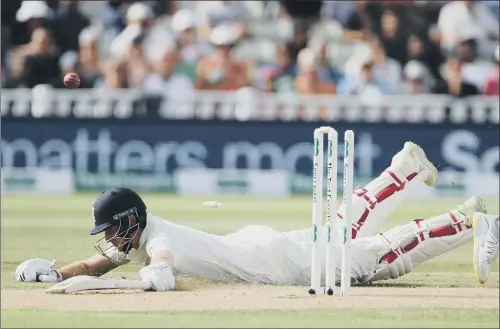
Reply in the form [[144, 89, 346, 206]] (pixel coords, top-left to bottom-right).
[[45, 275, 152, 294]]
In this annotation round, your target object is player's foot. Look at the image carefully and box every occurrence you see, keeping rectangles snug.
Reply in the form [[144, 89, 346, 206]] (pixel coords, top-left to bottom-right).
[[404, 142, 438, 186], [473, 212, 499, 284], [457, 196, 487, 221], [391, 142, 438, 186]]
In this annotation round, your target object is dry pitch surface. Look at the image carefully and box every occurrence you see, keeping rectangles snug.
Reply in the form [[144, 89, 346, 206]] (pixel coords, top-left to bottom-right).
[[2, 284, 499, 312]]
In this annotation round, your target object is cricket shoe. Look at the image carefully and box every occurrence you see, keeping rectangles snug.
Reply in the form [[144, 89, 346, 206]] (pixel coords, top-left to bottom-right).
[[457, 196, 488, 224], [391, 142, 439, 186], [473, 212, 499, 284]]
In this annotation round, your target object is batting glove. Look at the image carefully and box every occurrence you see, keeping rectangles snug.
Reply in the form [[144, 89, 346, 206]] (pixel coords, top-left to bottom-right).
[[15, 258, 62, 283], [139, 261, 175, 292]]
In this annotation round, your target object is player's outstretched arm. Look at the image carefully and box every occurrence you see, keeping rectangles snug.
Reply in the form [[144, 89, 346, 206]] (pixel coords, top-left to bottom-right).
[[16, 254, 123, 283], [57, 254, 122, 280]]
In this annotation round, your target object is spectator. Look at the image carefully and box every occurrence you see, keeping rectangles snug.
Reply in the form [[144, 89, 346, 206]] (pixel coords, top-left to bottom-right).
[[337, 52, 390, 95], [2, 56, 25, 88], [171, 9, 213, 81], [100, 0, 174, 34], [343, 1, 374, 41], [52, 0, 90, 53], [456, 37, 495, 92], [437, 1, 499, 58], [123, 33, 153, 89], [294, 47, 335, 120], [142, 42, 195, 116], [110, 3, 172, 62], [11, 1, 54, 47], [406, 31, 442, 80], [406, 31, 428, 64], [484, 45, 499, 96], [100, 0, 128, 34], [399, 60, 433, 94], [377, 9, 407, 65], [359, 1, 415, 39], [95, 59, 128, 89], [109, 3, 153, 59], [257, 44, 296, 94], [195, 25, 249, 91], [309, 38, 344, 86], [286, 20, 309, 64], [104, 1, 177, 21], [294, 48, 336, 95], [415, 1, 447, 29], [392, 1, 433, 37], [78, 27, 104, 88], [279, 0, 322, 22], [344, 0, 410, 38], [142, 42, 191, 92], [370, 38, 402, 93], [195, 1, 254, 41], [432, 55, 479, 97], [10, 27, 60, 88], [321, 1, 355, 27], [142, 0, 178, 18]]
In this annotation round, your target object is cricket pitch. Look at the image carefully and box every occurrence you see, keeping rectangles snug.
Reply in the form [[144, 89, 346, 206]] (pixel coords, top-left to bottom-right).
[[2, 284, 499, 312]]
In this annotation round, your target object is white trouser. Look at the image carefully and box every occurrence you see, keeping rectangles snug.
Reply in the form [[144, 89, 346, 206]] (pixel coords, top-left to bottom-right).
[[224, 225, 377, 285]]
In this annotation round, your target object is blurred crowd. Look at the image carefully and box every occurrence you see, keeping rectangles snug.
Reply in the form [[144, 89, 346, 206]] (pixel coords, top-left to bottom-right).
[[1, 0, 499, 98]]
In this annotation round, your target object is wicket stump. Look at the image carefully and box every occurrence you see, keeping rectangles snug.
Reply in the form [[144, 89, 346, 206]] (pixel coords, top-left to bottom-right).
[[309, 127, 354, 297]]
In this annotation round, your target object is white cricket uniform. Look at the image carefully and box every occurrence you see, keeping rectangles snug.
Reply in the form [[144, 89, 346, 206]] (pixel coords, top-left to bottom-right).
[[103, 147, 471, 285], [108, 213, 378, 285], [103, 153, 475, 285]]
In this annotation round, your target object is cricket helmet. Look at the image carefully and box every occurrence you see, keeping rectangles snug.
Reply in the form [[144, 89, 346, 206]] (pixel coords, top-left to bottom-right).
[[91, 188, 147, 263]]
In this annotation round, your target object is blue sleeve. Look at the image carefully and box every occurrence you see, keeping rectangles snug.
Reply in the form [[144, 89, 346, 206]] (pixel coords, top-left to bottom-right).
[[101, 3, 125, 32], [336, 79, 351, 95], [377, 80, 391, 94]]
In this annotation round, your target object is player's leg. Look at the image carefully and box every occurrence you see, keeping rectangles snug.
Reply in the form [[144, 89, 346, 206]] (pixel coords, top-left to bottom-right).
[[357, 196, 487, 283], [225, 225, 314, 285], [284, 142, 438, 244], [340, 141, 438, 239], [282, 227, 378, 286], [473, 213, 499, 284]]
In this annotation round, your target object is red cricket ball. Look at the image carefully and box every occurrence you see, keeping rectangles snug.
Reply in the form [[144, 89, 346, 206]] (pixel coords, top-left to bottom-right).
[[64, 72, 81, 89]]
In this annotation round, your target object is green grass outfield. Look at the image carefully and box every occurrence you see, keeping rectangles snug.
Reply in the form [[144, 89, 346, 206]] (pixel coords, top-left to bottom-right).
[[3, 308, 498, 328], [1, 193, 499, 328]]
